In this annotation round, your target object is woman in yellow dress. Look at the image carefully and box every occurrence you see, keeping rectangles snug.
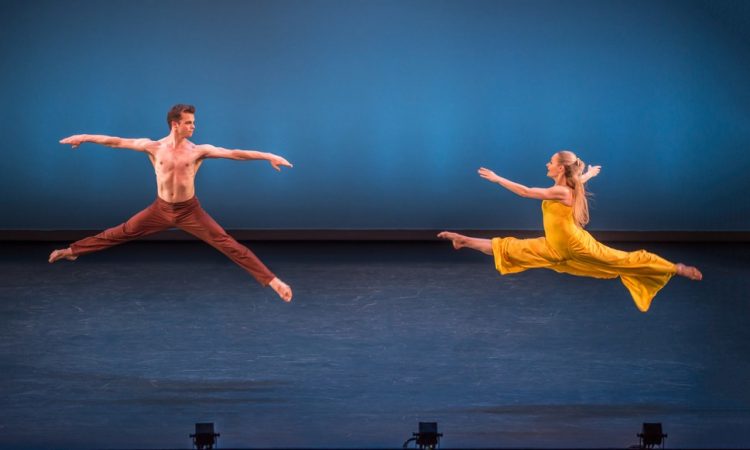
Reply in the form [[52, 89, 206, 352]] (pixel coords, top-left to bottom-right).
[[438, 150, 702, 312]]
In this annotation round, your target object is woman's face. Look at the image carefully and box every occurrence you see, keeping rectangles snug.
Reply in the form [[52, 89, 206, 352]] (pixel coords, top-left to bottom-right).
[[546, 154, 563, 179]]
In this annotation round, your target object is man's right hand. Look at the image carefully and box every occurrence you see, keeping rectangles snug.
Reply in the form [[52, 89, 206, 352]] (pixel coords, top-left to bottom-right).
[[268, 154, 293, 171], [60, 135, 87, 149]]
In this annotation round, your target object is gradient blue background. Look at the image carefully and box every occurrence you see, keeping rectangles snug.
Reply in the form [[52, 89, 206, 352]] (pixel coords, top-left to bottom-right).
[[1, 0, 749, 231]]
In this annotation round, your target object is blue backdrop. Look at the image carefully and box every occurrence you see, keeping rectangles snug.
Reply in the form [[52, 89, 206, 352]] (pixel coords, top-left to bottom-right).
[[1, 0, 749, 231]]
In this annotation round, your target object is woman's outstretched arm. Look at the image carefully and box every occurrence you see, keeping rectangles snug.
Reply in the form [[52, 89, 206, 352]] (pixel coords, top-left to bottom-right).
[[478, 167, 570, 202], [580, 165, 601, 184]]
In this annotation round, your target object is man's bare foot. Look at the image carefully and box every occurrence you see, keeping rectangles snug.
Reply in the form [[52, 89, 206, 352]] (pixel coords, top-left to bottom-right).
[[675, 263, 702, 280], [269, 277, 293, 302], [49, 248, 77, 263], [437, 231, 468, 250]]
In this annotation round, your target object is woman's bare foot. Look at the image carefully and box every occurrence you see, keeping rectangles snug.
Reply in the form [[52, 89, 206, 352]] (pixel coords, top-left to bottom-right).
[[48, 248, 78, 263], [269, 277, 293, 302], [675, 263, 702, 280], [437, 231, 469, 250]]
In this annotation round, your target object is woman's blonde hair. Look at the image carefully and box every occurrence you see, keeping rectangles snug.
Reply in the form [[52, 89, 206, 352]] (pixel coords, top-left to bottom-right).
[[555, 150, 589, 227]]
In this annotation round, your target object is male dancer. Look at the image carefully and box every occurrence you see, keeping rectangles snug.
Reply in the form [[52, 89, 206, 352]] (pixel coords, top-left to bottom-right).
[[50, 104, 293, 302]]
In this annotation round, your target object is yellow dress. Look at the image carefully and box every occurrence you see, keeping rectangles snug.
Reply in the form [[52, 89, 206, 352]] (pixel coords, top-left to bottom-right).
[[491, 200, 676, 312]]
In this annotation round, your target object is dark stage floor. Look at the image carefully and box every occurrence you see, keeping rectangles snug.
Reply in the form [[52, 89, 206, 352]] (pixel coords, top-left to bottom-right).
[[1, 241, 748, 449]]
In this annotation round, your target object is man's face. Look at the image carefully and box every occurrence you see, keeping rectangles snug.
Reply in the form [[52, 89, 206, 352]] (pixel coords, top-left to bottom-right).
[[173, 112, 195, 138]]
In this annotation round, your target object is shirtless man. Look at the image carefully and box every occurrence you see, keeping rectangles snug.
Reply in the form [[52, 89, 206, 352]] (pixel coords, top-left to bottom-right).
[[49, 104, 293, 302]]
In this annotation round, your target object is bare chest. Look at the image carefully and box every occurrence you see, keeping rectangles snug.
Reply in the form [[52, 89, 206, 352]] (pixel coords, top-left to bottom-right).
[[152, 148, 199, 174]]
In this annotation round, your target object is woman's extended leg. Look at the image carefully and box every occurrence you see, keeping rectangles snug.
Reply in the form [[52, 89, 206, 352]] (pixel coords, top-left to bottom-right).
[[675, 263, 703, 280], [437, 231, 493, 255]]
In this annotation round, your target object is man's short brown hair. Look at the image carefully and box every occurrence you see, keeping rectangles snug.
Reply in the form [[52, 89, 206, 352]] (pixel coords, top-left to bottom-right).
[[167, 104, 196, 129]]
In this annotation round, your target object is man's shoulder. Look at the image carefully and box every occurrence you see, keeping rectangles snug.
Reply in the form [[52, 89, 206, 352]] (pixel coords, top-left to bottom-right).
[[190, 142, 222, 155], [186, 141, 215, 160], [151, 137, 170, 148]]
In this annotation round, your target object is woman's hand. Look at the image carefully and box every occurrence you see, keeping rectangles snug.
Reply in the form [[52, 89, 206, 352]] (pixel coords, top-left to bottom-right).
[[581, 164, 601, 183], [478, 167, 502, 183]]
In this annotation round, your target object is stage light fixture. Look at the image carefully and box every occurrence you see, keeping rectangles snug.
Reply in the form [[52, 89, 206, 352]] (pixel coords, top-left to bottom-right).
[[403, 421, 443, 450], [190, 422, 220, 450], [637, 422, 667, 449]]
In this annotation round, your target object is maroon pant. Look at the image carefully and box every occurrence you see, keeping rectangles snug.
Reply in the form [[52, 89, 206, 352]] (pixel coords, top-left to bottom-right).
[[69, 197, 276, 286]]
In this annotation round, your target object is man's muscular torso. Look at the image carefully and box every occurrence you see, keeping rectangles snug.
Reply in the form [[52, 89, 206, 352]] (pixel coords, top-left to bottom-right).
[[148, 139, 204, 203]]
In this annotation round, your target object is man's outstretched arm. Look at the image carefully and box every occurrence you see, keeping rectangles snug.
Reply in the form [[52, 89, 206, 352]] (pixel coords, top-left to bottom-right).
[[197, 144, 293, 171], [60, 134, 156, 153]]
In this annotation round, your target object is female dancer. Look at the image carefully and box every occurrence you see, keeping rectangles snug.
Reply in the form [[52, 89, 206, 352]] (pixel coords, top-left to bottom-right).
[[438, 150, 701, 312]]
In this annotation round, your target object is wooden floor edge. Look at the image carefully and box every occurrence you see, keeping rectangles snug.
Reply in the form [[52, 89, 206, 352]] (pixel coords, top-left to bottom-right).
[[1, 229, 749, 242]]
